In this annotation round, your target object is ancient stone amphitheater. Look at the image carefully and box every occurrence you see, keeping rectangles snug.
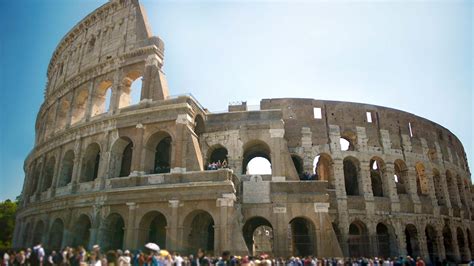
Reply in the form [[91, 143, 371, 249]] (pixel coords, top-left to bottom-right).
[[13, 0, 473, 263]]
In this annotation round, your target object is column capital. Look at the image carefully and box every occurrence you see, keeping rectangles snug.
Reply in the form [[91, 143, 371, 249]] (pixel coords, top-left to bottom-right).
[[168, 200, 180, 208]]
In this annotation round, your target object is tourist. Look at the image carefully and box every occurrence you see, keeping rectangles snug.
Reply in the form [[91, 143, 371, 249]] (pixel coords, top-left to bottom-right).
[[32, 243, 45, 266], [415, 257, 424, 266], [173, 254, 183, 266], [3, 250, 10, 266], [216, 251, 230, 266], [196, 249, 209, 266]]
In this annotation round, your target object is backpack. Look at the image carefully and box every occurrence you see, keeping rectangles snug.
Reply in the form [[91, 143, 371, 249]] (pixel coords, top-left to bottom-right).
[[30, 249, 40, 265]]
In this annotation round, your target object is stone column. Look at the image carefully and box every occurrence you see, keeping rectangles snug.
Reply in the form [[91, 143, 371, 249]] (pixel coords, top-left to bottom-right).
[[272, 206, 289, 257], [407, 168, 422, 213], [109, 70, 122, 113], [65, 91, 75, 129], [269, 128, 287, 181], [131, 123, 145, 175], [172, 114, 191, 173], [436, 227, 446, 260], [384, 162, 401, 212], [167, 200, 180, 251], [216, 195, 235, 254], [98, 131, 112, 189], [394, 221, 408, 256], [50, 147, 63, 197], [71, 137, 83, 193], [417, 225, 429, 261], [84, 80, 95, 121], [142, 54, 169, 101], [450, 224, 461, 262], [125, 202, 138, 249]]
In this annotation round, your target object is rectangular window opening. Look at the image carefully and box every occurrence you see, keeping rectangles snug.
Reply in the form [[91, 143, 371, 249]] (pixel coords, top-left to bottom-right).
[[313, 107, 322, 119], [366, 111, 372, 123]]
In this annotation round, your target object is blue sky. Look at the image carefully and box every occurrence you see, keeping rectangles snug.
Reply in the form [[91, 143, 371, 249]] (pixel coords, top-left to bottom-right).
[[0, 0, 472, 201]]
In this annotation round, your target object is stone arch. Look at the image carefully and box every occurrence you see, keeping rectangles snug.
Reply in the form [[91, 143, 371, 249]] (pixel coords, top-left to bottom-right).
[[289, 217, 316, 257], [340, 131, 357, 151], [58, 150, 74, 187], [370, 157, 386, 197], [432, 169, 445, 206], [445, 170, 458, 207], [30, 161, 42, 195], [394, 159, 409, 194], [343, 156, 361, 196], [138, 211, 167, 249], [242, 216, 273, 256], [72, 214, 92, 248], [145, 131, 172, 174], [91, 80, 113, 116], [22, 222, 32, 247], [291, 154, 304, 178], [313, 153, 334, 187], [119, 71, 143, 108], [182, 210, 215, 255], [425, 224, 439, 263], [376, 222, 397, 258], [48, 218, 64, 250], [415, 162, 429, 195], [457, 227, 468, 261], [206, 144, 228, 169], [405, 224, 420, 258], [55, 97, 71, 130], [71, 87, 89, 124], [110, 137, 133, 178], [456, 175, 467, 207], [442, 225, 455, 261], [194, 114, 205, 139], [348, 220, 369, 257], [242, 140, 272, 175], [101, 213, 125, 251], [41, 156, 56, 192], [32, 220, 45, 245], [80, 143, 101, 182]]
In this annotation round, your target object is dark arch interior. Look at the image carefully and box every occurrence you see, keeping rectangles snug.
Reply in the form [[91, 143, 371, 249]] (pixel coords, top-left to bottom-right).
[[290, 217, 314, 257], [49, 219, 64, 250], [405, 225, 419, 258], [291, 155, 304, 178], [119, 142, 133, 177], [344, 158, 359, 196], [376, 223, 392, 258], [82, 144, 100, 182], [102, 214, 125, 251], [59, 151, 74, 187], [443, 226, 454, 262], [148, 212, 167, 248], [370, 159, 384, 197], [348, 222, 368, 257], [154, 136, 171, 173], [72, 215, 91, 248], [425, 226, 439, 263], [207, 147, 228, 169], [187, 211, 214, 255]]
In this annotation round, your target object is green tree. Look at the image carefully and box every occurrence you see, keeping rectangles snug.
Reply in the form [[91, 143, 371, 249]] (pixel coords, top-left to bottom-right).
[[0, 199, 18, 249]]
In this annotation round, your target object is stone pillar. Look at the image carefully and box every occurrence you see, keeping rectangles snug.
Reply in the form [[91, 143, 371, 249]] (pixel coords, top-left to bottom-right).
[[462, 228, 472, 261], [167, 200, 180, 251], [395, 221, 408, 256], [450, 224, 461, 262], [172, 114, 192, 173], [84, 80, 95, 121], [384, 162, 401, 212], [272, 206, 289, 257], [367, 221, 378, 257], [436, 227, 446, 260], [65, 91, 75, 129], [109, 70, 122, 113], [50, 147, 63, 197], [216, 195, 235, 254], [35, 156, 46, 200], [71, 137, 83, 192], [131, 123, 145, 175], [269, 128, 287, 180], [142, 54, 169, 101], [407, 168, 422, 213], [301, 127, 313, 174], [418, 225, 429, 261], [98, 131, 112, 189], [125, 202, 138, 249]]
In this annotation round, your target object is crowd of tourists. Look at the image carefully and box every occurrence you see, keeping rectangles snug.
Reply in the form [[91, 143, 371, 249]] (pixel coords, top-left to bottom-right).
[[207, 160, 228, 170], [1, 242, 470, 266]]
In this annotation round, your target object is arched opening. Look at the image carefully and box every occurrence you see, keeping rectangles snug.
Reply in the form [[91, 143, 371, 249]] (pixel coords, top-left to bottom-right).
[[415, 162, 428, 195], [376, 223, 394, 258], [348, 221, 369, 258], [443, 225, 455, 262], [91, 80, 113, 116], [32, 220, 45, 245], [55, 98, 70, 130], [432, 169, 445, 206], [58, 150, 74, 187], [242, 217, 273, 256], [22, 223, 31, 247], [405, 224, 420, 258], [313, 153, 334, 188], [118, 72, 142, 108], [457, 228, 468, 261], [71, 88, 88, 124], [48, 218, 64, 250], [183, 210, 215, 255], [145, 131, 173, 174], [289, 217, 315, 257], [394, 159, 409, 194], [425, 225, 439, 264], [457, 175, 467, 207], [242, 140, 271, 175], [207, 145, 228, 170], [343, 156, 360, 196], [446, 171, 459, 207], [72, 215, 91, 248], [41, 157, 55, 192], [30, 162, 42, 195], [370, 158, 385, 197], [291, 155, 304, 179], [138, 211, 167, 249], [194, 115, 205, 139], [81, 143, 101, 182], [110, 137, 133, 178], [101, 213, 125, 251]]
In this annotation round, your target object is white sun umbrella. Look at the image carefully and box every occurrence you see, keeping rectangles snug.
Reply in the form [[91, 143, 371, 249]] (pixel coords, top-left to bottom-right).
[[145, 243, 160, 252]]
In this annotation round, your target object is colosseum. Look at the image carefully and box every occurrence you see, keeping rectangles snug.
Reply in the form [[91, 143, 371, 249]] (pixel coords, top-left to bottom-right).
[[13, 0, 473, 263]]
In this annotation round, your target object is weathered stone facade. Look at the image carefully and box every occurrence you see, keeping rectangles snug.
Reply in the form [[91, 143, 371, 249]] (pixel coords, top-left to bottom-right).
[[13, 0, 473, 262]]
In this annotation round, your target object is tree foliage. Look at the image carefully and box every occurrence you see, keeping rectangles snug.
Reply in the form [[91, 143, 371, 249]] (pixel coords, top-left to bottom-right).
[[0, 199, 17, 249]]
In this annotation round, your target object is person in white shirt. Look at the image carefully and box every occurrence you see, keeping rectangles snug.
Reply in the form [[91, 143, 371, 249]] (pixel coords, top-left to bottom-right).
[[3, 251, 10, 266], [33, 243, 45, 265], [118, 250, 131, 266], [174, 253, 184, 266]]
